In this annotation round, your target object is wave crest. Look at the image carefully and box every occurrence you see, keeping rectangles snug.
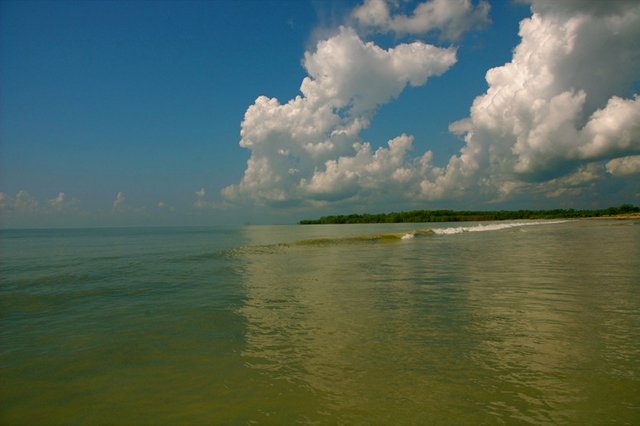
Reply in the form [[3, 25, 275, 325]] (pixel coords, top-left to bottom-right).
[[432, 220, 568, 235]]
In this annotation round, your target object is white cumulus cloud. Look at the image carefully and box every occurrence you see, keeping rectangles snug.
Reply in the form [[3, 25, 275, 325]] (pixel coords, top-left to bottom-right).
[[15, 190, 39, 212], [49, 192, 66, 210], [156, 200, 169, 209], [420, 0, 640, 200], [48, 192, 80, 211], [224, 0, 640, 210], [300, 134, 426, 201], [194, 188, 209, 208], [352, 0, 491, 40], [606, 155, 640, 176], [223, 25, 456, 206], [1, 191, 84, 216], [0, 190, 40, 215]]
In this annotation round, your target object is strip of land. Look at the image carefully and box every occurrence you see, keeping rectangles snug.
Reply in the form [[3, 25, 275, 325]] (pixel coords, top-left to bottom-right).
[[299, 205, 640, 225]]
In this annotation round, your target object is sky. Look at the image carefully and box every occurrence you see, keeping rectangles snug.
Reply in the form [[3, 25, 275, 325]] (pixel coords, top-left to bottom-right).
[[1, 0, 639, 227]]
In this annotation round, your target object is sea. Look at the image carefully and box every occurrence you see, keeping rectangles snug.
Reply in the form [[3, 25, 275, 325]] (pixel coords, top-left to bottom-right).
[[1, 219, 639, 424]]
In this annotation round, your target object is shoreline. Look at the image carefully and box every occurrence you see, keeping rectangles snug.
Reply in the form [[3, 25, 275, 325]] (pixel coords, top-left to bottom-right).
[[299, 206, 640, 225], [580, 213, 640, 220]]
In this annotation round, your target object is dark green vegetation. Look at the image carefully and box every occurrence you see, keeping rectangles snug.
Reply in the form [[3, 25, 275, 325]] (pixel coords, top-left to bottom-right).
[[299, 204, 640, 224]]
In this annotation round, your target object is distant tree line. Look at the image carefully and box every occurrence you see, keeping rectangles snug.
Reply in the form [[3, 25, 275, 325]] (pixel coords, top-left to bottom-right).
[[299, 204, 640, 225]]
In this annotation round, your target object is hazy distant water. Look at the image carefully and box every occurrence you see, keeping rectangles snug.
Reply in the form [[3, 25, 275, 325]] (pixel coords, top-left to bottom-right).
[[1, 220, 639, 424]]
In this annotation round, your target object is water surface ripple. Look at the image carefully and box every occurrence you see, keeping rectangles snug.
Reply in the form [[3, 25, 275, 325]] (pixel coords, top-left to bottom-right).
[[1, 220, 639, 424]]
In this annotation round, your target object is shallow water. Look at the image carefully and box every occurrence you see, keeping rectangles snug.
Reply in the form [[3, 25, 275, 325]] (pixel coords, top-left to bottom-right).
[[1, 220, 639, 424]]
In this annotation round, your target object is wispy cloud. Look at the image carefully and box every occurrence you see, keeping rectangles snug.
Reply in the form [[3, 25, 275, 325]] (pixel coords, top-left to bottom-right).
[[157, 200, 175, 212], [194, 187, 223, 209], [112, 192, 127, 212], [194, 188, 208, 208]]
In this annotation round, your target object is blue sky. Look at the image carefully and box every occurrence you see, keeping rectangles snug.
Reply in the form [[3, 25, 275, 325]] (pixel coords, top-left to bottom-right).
[[1, 0, 639, 227]]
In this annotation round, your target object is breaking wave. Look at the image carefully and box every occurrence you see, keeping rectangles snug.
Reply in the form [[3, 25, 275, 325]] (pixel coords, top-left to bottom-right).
[[295, 220, 570, 245], [295, 228, 436, 246], [223, 220, 569, 256], [431, 220, 569, 235]]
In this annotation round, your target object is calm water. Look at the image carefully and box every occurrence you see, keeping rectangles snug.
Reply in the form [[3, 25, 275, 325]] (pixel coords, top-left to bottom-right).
[[1, 220, 639, 424]]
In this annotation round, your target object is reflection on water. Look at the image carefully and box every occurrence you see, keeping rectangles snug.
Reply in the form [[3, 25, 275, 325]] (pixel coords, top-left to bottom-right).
[[462, 221, 640, 424], [238, 221, 640, 423], [1, 221, 638, 424]]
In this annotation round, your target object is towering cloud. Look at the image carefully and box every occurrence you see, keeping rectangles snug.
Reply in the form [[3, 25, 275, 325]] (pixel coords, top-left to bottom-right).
[[223, 25, 456, 205], [429, 0, 640, 201], [225, 0, 640, 209]]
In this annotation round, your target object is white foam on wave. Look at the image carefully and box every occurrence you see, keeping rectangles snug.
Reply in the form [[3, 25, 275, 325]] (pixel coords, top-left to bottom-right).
[[432, 220, 569, 235], [401, 232, 415, 240]]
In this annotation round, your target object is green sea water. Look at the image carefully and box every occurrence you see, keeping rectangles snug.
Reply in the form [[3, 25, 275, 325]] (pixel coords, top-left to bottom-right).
[[1, 220, 639, 424]]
